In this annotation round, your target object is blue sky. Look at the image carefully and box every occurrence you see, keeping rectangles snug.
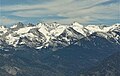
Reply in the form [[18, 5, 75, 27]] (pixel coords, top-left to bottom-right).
[[0, 0, 120, 26]]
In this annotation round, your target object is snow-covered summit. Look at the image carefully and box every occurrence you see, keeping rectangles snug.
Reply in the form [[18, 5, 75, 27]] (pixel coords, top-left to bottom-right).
[[72, 22, 83, 28], [0, 22, 120, 49], [0, 26, 8, 35], [108, 23, 120, 31], [0, 26, 7, 31], [10, 22, 24, 29]]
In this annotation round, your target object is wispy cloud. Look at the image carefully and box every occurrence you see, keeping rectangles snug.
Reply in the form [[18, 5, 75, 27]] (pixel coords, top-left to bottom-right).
[[0, 16, 20, 25], [0, 0, 119, 25]]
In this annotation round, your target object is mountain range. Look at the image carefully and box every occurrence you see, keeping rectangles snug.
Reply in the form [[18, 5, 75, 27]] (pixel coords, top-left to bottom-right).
[[0, 22, 120, 49], [0, 22, 120, 76]]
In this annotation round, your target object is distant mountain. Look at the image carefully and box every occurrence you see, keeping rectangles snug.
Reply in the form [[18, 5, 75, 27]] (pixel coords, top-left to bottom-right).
[[0, 22, 120, 50], [0, 22, 120, 76]]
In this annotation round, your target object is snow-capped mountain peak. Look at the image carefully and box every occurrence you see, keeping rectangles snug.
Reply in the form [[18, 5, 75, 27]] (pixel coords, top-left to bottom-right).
[[103, 23, 120, 32], [85, 25, 104, 33], [70, 22, 88, 36], [0, 26, 8, 35], [0, 26, 7, 31], [72, 22, 83, 28], [0, 22, 120, 49], [10, 22, 24, 29]]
